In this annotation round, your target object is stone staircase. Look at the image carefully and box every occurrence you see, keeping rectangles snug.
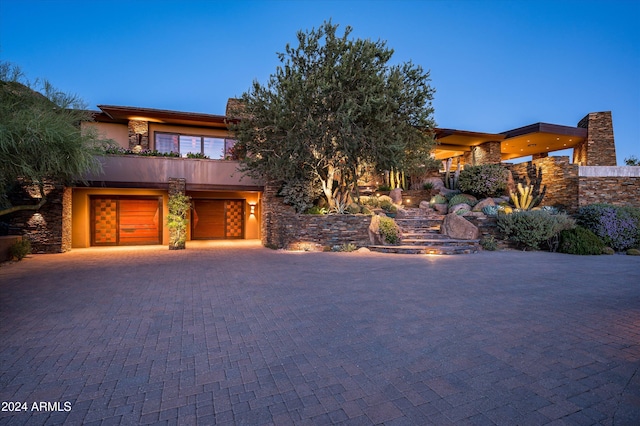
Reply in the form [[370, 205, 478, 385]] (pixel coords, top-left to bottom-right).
[[369, 208, 480, 255]]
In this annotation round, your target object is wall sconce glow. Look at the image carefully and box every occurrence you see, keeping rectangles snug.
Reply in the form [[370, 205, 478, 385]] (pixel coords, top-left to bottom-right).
[[249, 204, 256, 216]]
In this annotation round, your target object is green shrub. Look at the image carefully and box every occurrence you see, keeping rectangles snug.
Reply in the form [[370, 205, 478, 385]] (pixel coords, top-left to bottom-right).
[[558, 226, 605, 255], [480, 235, 498, 251], [448, 194, 477, 208], [167, 193, 191, 250], [458, 164, 508, 198], [334, 243, 357, 252], [346, 203, 361, 214], [379, 216, 401, 245], [497, 210, 575, 251], [185, 152, 210, 159], [305, 206, 327, 214], [359, 196, 379, 208], [443, 190, 461, 201], [377, 185, 391, 191], [429, 194, 447, 207], [379, 199, 397, 213], [279, 179, 322, 213], [627, 248, 640, 256], [8, 238, 31, 260]]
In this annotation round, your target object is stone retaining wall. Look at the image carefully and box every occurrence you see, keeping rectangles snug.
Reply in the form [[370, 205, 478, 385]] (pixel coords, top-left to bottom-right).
[[261, 182, 371, 249]]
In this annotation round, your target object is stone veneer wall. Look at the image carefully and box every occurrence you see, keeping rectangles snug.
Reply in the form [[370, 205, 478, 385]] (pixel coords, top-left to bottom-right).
[[128, 120, 150, 150], [5, 183, 70, 253], [261, 183, 371, 249], [474, 141, 502, 165], [574, 112, 616, 166], [507, 156, 579, 213], [578, 177, 640, 208]]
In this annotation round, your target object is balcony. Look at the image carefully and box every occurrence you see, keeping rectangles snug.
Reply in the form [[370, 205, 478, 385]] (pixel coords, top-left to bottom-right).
[[83, 155, 264, 191]]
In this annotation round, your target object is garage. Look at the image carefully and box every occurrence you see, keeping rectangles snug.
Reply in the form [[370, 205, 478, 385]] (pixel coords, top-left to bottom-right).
[[192, 199, 244, 239], [91, 196, 162, 246]]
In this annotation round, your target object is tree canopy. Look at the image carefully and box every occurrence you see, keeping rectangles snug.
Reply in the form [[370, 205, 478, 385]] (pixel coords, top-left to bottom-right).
[[0, 62, 109, 216], [230, 21, 437, 211]]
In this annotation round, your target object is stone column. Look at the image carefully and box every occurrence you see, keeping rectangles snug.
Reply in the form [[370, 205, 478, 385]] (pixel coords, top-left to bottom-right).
[[574, 111, 616, 166], [474, 141, 502, 165], [128, 120, 149, 150], [532, 152, 549, 161]]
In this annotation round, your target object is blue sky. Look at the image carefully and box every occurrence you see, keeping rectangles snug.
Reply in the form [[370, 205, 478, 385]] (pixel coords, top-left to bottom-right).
[[1, 0, 638, 163]]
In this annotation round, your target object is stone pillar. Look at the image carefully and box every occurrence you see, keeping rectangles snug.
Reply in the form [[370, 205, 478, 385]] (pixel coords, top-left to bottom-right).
[[574, 111, 616, 166], [61, 187, 72, 252], [128, 120, 149, 150], [474, 141, 502, 165]]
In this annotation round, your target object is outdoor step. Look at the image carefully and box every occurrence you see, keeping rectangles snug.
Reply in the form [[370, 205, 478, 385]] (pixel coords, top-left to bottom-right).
[[368, 244, 479, 255], [401, 238, 480, 246], [395, 218, 444, 227]]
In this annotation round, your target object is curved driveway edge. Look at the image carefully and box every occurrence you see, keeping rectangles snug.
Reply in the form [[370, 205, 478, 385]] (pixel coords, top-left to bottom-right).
[[1, 242, 639, 425]]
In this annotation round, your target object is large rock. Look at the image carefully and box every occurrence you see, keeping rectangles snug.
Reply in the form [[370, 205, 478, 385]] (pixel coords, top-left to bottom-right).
[[450, 203, 472, 214], [473, 197, 496, 212], [441, 213, 480, 240], [424, 177, 445, 190], [368, 214, 384, 245], [439, 187, 459, 198], [389, 188, 403, 205], [419, 200, 431, 210], [433, 203, 448, 215]]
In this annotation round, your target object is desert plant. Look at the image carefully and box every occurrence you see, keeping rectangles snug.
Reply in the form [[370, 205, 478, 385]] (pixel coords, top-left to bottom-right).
[[167, 193, 191, 250], [359, 196, 379, 208], [480, 235, 498, 251], [429, 194, 447, 207], [378, 216, 401, 245], [458, 164, 508, 198], [558, 226, 605, 255], [448, 194, 478, 208], [627, 248, 640, 256], [510, 183, 537, 210], [497, 209, 575, 251], [482, 205, 499, 217], [346, 203, 361, 214], [379, 200, 398, 214], [335, 243, 357, 252], [442, 157, 461, 190], [422, 182, 434, 191], [8, 238, 31, 260], [602, 247, 615, 255], [576, 204, 639, 251]]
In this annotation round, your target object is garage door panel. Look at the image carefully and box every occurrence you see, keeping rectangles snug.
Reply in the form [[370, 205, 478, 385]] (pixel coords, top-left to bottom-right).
[[91, 197, 162, 246], [192, 199, 244, 239]]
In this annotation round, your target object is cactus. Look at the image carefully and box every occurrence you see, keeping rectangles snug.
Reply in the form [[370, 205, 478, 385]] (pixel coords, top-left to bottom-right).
[[443, 157, 460, 190], [510, 183, 537, 210]]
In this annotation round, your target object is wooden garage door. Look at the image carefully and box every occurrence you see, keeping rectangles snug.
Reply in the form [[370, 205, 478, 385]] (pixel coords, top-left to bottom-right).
[[91, 197, 162, 246], [192, 199, 244, 239]]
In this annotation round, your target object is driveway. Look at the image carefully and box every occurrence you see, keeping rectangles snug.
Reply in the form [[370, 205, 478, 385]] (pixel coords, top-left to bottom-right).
[[1, 242, 639, 425]]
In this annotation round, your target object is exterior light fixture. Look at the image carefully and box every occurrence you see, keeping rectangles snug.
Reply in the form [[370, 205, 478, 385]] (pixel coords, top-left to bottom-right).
[[249, 204, 256, 216]]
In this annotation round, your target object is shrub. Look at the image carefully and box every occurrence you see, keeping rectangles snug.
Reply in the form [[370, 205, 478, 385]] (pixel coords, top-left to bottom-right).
[[378, 195, 393, 204], [305, 206, 327, 214], [576, 204, 639, 251], [334, 243, 357, 252], [359, 196, 379, 208], [185, 152, 210, 159], [448, 194, 477, 208], [602, 246, 615, 255], [558, 226, 605, 255], [443, 190, 461, 201], [379, 216, 401, 245], [346, 203, 361, 214], [379, 199, 397, 213], [497, 210, 575, 251], [458, 164, 508, 198], [167, 193, 191, 250], [279, 179, 322, 213], [361, 206, 373, 215], [480, 235, 498, 251], [8, 238, 31, 260], [627, 248, 640, 256]]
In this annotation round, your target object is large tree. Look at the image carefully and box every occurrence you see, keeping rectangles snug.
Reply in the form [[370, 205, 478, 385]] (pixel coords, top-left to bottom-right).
[[0, 62, 108, 216], [230, 21, 437, 211]]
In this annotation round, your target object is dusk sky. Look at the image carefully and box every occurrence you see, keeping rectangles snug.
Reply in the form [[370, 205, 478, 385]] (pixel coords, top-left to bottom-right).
[[1, 0, 638, 164]]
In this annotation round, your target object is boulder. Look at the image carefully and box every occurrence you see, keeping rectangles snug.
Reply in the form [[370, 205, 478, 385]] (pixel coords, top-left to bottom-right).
[[450, 203, 472, 214], [419, 200, 431, 210], [439, 187, 459, 198], [389, 188, 403, 204], [368, 214, 384, 245], [473, 197, 496, 212], [424, 177, 445, 190], [433, 203, 448, 215], [441, 213, 480, 240]]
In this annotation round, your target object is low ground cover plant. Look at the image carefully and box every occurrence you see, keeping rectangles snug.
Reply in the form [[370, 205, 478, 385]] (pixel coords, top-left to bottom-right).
[[8, 238, 31, 260], [576, 204, 640, 251]]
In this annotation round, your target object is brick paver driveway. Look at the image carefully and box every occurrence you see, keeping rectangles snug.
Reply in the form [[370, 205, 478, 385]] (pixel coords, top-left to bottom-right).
[[1, 241, 639, 425]]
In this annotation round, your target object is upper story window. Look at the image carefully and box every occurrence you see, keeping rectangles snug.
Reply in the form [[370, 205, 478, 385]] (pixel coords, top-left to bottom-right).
[[155, 132, 237, 159]]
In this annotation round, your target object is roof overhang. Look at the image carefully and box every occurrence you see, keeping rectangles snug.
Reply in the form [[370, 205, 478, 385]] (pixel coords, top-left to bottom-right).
[[434, 122, 587, 161], [95, 105, 235, 129]]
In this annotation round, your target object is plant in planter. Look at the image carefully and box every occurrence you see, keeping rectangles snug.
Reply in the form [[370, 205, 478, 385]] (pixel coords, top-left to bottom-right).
[[379, 199, 398, 217], [378, 216, 401, 244], [167, 193, 191, 250]]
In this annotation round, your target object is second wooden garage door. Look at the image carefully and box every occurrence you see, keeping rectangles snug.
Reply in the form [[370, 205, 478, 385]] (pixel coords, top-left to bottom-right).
[[192, 199, 244, 239]]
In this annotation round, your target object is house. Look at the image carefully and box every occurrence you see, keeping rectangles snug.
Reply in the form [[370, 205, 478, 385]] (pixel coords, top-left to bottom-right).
[[4, 101, 638, 253]]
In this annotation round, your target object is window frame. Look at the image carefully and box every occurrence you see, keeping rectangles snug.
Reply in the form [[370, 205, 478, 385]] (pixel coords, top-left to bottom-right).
[[154, 131, 236, 159]]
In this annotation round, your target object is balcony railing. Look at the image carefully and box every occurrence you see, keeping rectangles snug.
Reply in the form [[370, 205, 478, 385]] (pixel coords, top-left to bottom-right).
[[83, 155, 264, 190]]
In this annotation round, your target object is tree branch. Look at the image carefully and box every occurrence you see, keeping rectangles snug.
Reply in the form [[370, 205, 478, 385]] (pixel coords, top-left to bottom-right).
[[0, 197, 47, 217]]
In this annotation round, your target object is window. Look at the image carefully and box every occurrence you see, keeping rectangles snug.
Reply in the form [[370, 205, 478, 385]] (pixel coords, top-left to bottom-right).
[[155, 132, 237, 159]]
